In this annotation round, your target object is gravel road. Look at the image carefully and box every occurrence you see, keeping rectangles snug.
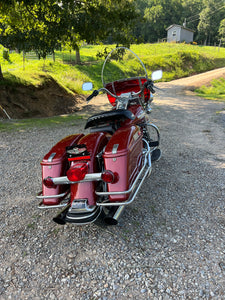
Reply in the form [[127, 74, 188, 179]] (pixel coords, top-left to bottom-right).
[[0, 69, 225, 299]]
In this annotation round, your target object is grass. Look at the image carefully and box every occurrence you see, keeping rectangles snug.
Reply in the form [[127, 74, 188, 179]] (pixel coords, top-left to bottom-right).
[[1, 43, 225, 91], [195, 78, 225, 102], [1, 43, 225, 130], [0, 113, 85, 131]]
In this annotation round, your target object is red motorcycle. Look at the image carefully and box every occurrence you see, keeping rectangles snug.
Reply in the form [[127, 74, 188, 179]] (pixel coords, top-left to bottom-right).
[[36, 47, 162, 225]]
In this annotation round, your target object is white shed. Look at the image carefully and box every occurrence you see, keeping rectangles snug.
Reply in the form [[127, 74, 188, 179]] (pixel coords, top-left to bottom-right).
[[166, 24, 194, 43]]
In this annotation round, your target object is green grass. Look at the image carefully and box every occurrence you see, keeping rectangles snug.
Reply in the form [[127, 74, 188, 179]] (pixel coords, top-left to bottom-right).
[[1, 43, 225, 92], [1, 43, 225, 131], [195, 78, 225, 102], [0, 113, 85, 131]]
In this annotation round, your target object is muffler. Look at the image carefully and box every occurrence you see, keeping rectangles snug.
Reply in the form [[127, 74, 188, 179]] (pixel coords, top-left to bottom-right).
[[53, 204, 70, 225], [104, 205, 125, 225]]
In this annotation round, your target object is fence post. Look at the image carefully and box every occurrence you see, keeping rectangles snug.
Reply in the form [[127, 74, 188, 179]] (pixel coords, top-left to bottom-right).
[[23, 51, 25, 70]]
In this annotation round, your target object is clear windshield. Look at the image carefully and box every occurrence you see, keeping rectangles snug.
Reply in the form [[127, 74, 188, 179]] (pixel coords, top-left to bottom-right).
[[101, 47, 148, 86]]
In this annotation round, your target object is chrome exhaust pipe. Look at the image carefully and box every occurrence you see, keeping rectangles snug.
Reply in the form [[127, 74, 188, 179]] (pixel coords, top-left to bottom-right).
[[53, 204, 70, 225], [104, 205, 125, 225]]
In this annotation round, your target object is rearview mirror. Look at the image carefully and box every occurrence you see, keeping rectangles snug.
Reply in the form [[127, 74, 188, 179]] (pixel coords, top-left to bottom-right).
[[151, 70, 163, 81], [82, 82, 93, 91]]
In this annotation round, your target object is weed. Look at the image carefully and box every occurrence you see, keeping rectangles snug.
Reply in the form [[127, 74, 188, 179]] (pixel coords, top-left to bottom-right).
[[195, 78, 225, 102], [27, 223, 36, 229]]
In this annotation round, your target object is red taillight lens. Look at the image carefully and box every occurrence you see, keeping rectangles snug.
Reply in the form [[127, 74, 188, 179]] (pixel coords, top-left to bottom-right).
[[43, 176, 56, 188], [101, 170, 115, 183], [67, 163, 88, 182]]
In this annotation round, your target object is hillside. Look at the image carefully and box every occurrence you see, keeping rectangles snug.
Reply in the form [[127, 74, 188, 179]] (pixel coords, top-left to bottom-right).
[[0, 44, 225, 119], [0, 76, 85, 119]]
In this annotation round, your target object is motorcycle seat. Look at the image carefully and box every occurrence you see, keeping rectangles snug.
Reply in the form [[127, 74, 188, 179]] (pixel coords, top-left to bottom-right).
[[85, 109, 134, 129]]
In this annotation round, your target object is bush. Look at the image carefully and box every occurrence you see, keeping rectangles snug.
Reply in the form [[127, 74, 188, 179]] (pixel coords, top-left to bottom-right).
[[3, 49, 10, 61]]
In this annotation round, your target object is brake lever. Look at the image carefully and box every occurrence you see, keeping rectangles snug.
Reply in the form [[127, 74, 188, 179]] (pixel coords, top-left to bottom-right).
[[153, 85, 165, 92]]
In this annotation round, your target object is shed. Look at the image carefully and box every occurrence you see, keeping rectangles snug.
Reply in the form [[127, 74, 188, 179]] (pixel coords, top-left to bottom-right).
[[166, 24, 194, 43]]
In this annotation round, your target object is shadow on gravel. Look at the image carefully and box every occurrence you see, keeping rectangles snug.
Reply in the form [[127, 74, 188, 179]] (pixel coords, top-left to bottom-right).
[[1, 85, 225, 299]]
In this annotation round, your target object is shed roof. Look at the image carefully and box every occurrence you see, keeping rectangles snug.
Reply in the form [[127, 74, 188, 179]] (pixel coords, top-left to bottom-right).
[[166, 24, 195, 33]]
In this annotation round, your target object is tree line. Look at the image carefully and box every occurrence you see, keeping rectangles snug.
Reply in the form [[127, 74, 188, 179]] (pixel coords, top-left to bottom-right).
[[0, 0, 225, 63], [134, 0, 225, 46]]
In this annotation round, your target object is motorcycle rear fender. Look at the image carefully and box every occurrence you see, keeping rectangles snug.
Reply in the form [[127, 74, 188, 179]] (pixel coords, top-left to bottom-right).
[[103, 125, 143, 202], [41, 134, 84, 205], [70, 132, 109, 206]]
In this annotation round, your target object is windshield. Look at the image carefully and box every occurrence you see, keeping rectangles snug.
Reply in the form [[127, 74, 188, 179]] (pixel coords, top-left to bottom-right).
[[101, 47, 148, 86]]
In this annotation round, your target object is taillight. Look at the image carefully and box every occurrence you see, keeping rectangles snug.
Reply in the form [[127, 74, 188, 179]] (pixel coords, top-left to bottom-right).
[[101, 170, 115, 183], [43, 176, 56, 188], [67, 163, 88, 182]]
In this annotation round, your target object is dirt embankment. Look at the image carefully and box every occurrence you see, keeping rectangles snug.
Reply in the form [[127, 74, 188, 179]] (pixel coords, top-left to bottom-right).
[[0, 77, 85, 119], [0, 67, 225, 119]]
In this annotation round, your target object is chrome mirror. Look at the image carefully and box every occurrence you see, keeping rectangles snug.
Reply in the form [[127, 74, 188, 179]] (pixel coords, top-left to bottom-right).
[[82, 82, 93, 91], [151, 70, 163, 81]]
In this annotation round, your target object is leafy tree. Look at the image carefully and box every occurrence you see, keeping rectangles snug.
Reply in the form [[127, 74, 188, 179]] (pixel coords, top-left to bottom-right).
[[0, 0, 139, 64], [197, 0, 225, 45], [218, 18, 225, 43], [132, 0, 225, 44], [0, 1, 70, 58], [143, 0, 184, 42], [182, 0, 204, 31]]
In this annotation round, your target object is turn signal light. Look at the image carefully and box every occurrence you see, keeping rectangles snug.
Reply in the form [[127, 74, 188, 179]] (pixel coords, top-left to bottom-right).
[[67, 163, 88, 182], [101, 170, 115, 183], [43, 176, 56, 188]]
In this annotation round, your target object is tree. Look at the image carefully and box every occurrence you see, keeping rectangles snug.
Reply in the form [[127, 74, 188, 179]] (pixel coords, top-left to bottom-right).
[[143, 0, 184, 42], [0, 0, 139, 63], [0, 1, 69, 58], [181, 0, 204, 31], [197, 0, 225, 45], [218, 18, 225, 43]]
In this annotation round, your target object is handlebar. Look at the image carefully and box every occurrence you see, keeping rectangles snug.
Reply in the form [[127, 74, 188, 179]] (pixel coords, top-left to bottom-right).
[[86, 87, 118, 102], [86, 90, 99, 102], [86, 79, 160, 102], [144, 79, 155, 94]]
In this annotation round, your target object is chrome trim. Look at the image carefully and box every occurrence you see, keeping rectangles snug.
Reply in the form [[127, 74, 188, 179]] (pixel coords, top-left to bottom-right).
[[96, 139, 151, 206], [51, 173, 102, 185], [38, 199, 70, 209], [137, 112, 145, 119], [66, 209, 98, 220], [113, 205, 125, 221], [36, 191, 68, 199], [112, 144, 119, 154], [104, 205, 126, 225], [69, 199, 96, 213], [48, 152, 56, 162], [65, 207, 102, 224]]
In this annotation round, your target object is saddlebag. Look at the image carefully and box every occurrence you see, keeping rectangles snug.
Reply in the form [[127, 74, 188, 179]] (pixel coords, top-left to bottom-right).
[[103, 125, 143, 202], [40, 134, 84, 205]]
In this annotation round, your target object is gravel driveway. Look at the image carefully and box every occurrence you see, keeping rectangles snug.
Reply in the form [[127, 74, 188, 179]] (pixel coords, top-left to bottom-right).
[[0, 70, 225, 299]]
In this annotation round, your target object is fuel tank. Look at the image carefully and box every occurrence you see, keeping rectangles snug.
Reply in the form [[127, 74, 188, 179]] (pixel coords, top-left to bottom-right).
[[103, 125, 143, 202]]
